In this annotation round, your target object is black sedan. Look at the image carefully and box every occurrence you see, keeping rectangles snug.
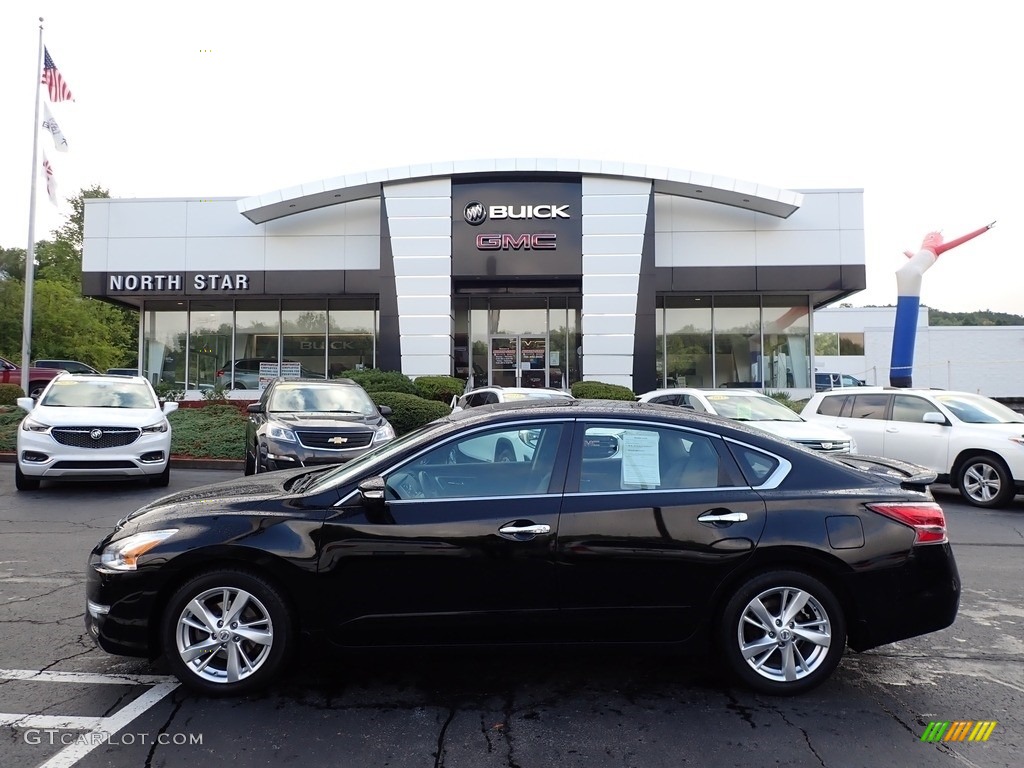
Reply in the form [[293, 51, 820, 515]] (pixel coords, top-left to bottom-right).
[[86, 400, 960, 697]]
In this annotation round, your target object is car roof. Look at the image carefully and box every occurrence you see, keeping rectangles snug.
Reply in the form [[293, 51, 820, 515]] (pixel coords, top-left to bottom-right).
[[268, 377, 357, 386], [467, 386, 572, 395], [814, 387, 961, 396], [641, 387, 764, 397]]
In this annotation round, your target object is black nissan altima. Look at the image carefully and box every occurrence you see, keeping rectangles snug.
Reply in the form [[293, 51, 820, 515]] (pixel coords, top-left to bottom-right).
[[86, 399, 960, 697]]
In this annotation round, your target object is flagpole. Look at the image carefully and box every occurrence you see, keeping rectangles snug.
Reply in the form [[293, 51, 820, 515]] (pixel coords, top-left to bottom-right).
[[22, 18, 45, 395]]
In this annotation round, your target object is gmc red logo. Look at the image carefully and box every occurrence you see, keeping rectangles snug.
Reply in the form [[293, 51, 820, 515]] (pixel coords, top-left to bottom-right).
[[476, 233, 557, 250]]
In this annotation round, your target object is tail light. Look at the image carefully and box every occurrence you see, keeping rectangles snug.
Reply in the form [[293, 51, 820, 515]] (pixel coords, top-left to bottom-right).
[[867, 502, 947, 545]]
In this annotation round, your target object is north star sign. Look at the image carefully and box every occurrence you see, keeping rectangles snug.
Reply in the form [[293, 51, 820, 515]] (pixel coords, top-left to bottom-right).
[[106, 272, 256, 294]]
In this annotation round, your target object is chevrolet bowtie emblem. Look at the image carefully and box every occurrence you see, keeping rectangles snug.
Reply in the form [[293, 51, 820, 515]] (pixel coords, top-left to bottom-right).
[[328, 436, 348, 445]]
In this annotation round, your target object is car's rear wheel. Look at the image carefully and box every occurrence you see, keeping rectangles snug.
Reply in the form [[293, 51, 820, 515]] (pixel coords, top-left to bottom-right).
[[15, 464, 40, 491], [150, 463, 170, 487], [720, 570, 845, 696], [957, 454, 1014, 508], [161, 570, 293, 696]]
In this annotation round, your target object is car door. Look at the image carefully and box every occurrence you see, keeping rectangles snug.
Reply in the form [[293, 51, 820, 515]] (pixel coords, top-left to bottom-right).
[[882, 394, 951, 472], [315, 419, 572, 645], [830, 393, 890, 456], [555, 420, 767, 642]]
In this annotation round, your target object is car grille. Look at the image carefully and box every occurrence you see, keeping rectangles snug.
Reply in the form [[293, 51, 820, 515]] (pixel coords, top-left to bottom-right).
[[52, 460, 138, 469], [51, 427, 141, 449], [794, 439, 852, 453], [296, 430, 374, 450]]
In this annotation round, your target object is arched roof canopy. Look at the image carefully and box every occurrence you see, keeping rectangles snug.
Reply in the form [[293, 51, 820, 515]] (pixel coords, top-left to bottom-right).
[[237, 158, 802, 224]]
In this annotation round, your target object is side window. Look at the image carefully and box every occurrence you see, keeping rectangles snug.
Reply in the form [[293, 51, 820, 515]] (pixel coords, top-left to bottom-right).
[[815, 395, 847, 417], [892, 395, 937, 423], [729, 444, 781, 486], [651, 395, 678, 406], [482, 392, 500, 405], [849, 394, 889, 420], [385, 423, 565, 500], [577, 424, 723, 492], [681, 395, 707, 413]]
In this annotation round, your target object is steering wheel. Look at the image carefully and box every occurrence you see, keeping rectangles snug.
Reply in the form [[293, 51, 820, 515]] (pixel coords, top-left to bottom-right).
[[417, 471, 444, 498], [387, 471, 424, 500]]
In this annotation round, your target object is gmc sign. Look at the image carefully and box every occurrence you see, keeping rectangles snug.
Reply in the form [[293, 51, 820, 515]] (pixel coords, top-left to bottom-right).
[[476, 233, 557, 250]]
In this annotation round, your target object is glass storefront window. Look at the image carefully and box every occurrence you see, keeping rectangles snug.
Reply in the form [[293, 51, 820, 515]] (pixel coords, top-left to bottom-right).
[[327, 298, 376, 377], [714, 296, 761, 388], [189, 301, 233, 390], [283, 300, 328, 378], [233, 300, 280, 390], [663, 297, 713, 388], [763, 296, 810, 389], [143, 301, 187, 389]]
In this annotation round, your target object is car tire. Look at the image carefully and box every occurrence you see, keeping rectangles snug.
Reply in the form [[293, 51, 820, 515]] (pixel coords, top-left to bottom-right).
[[495, 443, 516, 463], [15, 464, 40, 491], [244, 445, 255, 476], [957, 454, 1014, 508], [161, 569, 293, 696], [150, 463, 171, 487], [719, 570, 846, 696]]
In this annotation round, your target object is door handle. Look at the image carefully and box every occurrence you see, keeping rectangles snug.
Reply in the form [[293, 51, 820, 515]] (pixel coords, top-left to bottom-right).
[[697, 511, 748, 523], [498, 523, 551, 535]]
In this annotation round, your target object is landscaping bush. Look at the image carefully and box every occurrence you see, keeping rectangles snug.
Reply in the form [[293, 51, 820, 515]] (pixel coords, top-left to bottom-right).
[[338, 369, 419, 395], [571, 381, 636, 401], [0, 408, 27, 451], [168, 404, 247, 460], [0, 383, 25, 406], [763, 389, 803, 413], [414, 375, 467, 404], [370, 391, 451, 436]]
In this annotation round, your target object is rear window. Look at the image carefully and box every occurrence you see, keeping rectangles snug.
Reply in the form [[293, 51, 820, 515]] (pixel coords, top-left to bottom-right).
[[815, 394, 848, 417]]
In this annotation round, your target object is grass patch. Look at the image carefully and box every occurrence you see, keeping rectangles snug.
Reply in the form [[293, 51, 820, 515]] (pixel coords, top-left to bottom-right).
[[168, 405, 247, 459]]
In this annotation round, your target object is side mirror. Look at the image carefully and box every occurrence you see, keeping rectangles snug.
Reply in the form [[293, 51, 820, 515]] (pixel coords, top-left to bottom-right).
[[17, 397, 35, 412], [358, 476, 387, 504], [923, 411, 947, 425], [163, 401, 179, 415], [247, 403, 264, 414], [378, 405, 392, 416]]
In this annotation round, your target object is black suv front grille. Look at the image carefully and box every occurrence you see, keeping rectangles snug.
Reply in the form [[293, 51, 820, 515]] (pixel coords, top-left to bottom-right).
[[51, 427, 141, 449], [296, 430, 374, 450]]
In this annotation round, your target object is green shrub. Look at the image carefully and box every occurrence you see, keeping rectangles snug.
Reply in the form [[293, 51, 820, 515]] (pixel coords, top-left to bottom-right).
[[414, 375, 467, 404], [0, 383, 25, 406], [168, 404, 247, 459], [0, 409, 27, 451], [338, 369, 419, 395], [154, 381, 186, 402], [370, 391, 451, 436], [571, 381, 636, 401]]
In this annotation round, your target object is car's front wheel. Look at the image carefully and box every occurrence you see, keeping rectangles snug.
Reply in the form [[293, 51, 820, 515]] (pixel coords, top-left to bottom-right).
[[957, 454, 1014, 508], [161, 569, 293, 696], [720, 570, 845, 695], [15, 464, 40, 491], [150, 463, 170, 487], [243, 443, 256, 475]]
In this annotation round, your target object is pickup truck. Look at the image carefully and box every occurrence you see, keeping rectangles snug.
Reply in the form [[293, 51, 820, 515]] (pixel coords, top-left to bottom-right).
[[0, 355, 62, 398]]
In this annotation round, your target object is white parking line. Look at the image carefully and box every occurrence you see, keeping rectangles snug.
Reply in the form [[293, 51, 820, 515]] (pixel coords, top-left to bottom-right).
[[0, 669, 180, 768]]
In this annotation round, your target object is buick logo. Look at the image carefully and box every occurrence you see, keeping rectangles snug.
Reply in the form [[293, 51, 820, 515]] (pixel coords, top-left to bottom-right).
[[463, 201, 487, 226], [90, 429, 103, 441]]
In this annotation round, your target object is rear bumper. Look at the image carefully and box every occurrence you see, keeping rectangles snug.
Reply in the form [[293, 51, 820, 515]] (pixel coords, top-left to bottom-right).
[[845, 542, 960, 652]]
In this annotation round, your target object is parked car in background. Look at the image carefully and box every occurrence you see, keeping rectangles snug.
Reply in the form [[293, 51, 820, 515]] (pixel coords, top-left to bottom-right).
[[0, 355, 64, 398], [106, 367, 139, 377], [244, 378, 394, 474], [216, 359, 325, 390], [15, 374, 177, 491], [32, 359, 101, 375], [802, 387, 1024, 507], [451, 386, 575, 412], [814, 372, 867, 392], [637, 388, 856, 454], [86, 398, 959, 697]]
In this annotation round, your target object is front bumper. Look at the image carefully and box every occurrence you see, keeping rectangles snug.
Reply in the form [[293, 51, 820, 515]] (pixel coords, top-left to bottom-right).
[[85, 554, 160, 658], [18, 431, 171, 479]]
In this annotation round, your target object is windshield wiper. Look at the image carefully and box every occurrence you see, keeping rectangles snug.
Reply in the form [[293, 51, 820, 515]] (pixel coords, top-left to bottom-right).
[[290, 472, 319, 494]]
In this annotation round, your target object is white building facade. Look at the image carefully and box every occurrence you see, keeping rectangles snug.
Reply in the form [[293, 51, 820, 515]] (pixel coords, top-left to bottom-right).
[[81, 159, 866, 394]]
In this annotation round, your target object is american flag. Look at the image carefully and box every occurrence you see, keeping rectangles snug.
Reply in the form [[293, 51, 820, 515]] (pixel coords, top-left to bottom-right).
[[42, 47, 74, 102]]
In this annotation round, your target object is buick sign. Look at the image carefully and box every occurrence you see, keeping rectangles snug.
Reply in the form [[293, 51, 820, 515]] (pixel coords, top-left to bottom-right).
[[464, 201, 487, 225]]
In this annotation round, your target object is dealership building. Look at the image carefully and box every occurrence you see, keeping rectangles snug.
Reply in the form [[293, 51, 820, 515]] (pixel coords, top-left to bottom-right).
[[81, 158, 866, 394]]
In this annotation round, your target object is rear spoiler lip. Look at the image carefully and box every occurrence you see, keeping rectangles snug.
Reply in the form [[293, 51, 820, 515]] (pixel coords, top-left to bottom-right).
[[834, 453, 939, 490]]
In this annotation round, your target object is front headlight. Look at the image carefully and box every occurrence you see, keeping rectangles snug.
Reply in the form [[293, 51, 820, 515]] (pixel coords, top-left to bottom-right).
[[372, 421, 396, 444], [267, 424, 297, 442], [98, 529, 178, 572], [141, 420, 168, 434], [21, 417, 51, 433]]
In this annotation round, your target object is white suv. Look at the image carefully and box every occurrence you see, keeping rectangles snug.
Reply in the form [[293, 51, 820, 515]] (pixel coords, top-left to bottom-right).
[[450, 386, 574, 412], [802, 387, 1024, 508], [15, 374, 178, 491], [637, 388, 856, 454]]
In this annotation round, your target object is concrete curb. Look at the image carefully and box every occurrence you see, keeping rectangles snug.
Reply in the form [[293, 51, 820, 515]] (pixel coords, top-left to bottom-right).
[[0, 452, 242, 471]]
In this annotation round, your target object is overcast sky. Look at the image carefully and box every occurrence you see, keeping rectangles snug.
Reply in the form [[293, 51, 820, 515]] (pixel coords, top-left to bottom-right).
[[1, 0, 1019, 314]]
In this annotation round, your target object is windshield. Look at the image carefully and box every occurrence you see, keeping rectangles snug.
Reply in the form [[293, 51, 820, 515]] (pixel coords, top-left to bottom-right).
[[268, 383, 376, 415], [934, 393, 1024, 424], [704, 394, 803, 422], [39, 379, 157, 408]]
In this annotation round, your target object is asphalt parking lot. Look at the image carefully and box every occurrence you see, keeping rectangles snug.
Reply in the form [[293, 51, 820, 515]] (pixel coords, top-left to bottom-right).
[[1, 469, 1022, 768]]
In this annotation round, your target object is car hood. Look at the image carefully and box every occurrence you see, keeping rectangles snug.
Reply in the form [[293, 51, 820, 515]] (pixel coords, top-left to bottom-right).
[[29, 406, 165, 426], [744, 419, 850, 442], [269, 412, 377, 427]]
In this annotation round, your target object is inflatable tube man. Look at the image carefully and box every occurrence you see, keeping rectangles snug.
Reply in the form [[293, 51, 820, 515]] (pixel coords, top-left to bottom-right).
[[889, 222, 995, 387]]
